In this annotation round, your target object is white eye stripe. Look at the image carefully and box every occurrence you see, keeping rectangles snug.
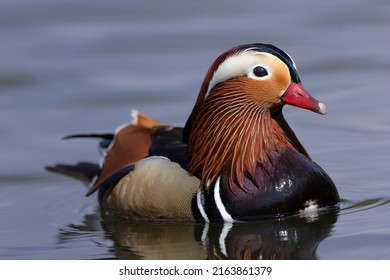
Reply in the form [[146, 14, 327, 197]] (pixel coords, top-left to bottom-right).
[[205, 51, 276, 96]]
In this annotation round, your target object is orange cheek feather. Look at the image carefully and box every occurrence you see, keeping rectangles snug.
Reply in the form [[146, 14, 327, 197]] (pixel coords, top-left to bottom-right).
[[241, 78, 286, 104]]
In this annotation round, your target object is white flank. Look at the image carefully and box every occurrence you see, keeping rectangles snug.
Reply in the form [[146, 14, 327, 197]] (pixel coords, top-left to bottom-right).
[[213, 176, 234, 222]]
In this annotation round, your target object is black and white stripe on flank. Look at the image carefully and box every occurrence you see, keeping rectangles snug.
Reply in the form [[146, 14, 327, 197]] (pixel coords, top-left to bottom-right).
[[213, 176, 234, 222], [195, 177, 235, 222], [196, 188, 209, 223]]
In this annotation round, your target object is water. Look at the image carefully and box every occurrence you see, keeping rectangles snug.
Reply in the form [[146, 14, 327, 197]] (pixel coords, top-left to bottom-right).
[[1, 0, 390, 259]]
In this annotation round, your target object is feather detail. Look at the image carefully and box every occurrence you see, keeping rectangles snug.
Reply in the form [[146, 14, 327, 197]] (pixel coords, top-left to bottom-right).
[[100, 157, 200, 220], [188, 78, 294, 190], [86, 111, 163, 196]]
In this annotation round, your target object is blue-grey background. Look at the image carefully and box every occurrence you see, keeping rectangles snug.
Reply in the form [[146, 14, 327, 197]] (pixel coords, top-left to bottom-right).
[[1, 0, 389, 259]]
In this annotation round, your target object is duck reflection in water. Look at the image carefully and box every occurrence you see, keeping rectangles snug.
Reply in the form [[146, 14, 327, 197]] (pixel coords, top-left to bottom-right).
[[58, 207, 338, 260]]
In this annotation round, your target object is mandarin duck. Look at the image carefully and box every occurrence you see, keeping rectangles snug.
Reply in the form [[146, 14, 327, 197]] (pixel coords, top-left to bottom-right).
[[54, 43, 339, 222]]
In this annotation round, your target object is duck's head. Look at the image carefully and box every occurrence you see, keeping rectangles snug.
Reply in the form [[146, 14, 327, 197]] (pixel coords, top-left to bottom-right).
[[184, 44, 326, 140], [184, 43, 328, 187]]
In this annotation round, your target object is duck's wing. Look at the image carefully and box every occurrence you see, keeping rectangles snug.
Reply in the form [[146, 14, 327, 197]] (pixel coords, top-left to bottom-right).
[[84, 116, 200, 220], [85, 111, 163, 196], [149, 126, 190, 170]]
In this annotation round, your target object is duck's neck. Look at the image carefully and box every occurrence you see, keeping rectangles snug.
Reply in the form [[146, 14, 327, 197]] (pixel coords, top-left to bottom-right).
[[188, 91, 309, 188], [270, 109, 311, 159]]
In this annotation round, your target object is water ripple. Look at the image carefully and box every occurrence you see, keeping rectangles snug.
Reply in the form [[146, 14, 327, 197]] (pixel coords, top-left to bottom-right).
[[340, 197, 390, 215]]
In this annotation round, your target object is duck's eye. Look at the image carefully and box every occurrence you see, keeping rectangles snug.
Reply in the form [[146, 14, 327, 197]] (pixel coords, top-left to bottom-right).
[[252, 66, 268, 77]]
